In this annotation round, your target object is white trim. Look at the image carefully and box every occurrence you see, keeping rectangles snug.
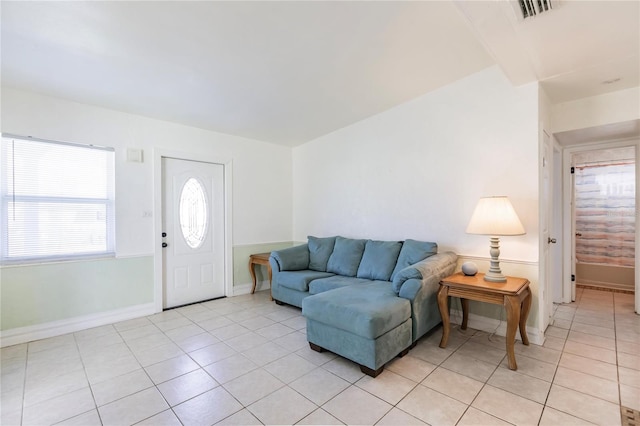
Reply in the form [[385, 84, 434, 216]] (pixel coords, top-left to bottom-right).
[[450, 308, 545, 346], [456, 255, 537, 267], [232, 241, 292, 248], [115, 253, 155, 259], [153, 149, 233, 313], [0, 253, 153, 269], [539, 123, 552, 339], [0, 303, 155, 348], [224, 161, 234, 302]]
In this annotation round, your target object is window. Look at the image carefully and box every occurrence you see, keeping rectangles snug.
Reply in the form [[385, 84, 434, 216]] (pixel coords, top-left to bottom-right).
[[179, 177, 208, 249], [1, 134, 115, 263]]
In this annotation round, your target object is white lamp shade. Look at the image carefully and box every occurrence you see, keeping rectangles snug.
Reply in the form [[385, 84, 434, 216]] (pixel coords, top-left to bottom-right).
[[466, 196, 525, 236]]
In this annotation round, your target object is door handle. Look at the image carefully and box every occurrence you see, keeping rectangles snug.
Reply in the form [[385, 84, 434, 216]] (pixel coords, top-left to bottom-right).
[[162, 242, 168, 248], [575, 233, 582, 237], [548, 237, 557, 244]]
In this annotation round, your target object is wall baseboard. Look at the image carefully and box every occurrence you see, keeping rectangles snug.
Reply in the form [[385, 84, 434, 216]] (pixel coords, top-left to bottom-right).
[[232, 281, 271, 297], [450, 309, 545, 346], [0, 303, 156, 348]]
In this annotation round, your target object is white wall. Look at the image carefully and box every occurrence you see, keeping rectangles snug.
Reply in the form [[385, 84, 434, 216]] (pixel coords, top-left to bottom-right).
[[552, 87, 640, 134], [1, 87, 293, 254], [292, 66, 540, 263]]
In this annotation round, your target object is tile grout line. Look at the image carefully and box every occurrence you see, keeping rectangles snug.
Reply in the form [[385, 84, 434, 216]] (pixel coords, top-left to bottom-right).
[[17, 341, 28, 426], [71, 330, 103, 425], [540, 300, 575, 425]]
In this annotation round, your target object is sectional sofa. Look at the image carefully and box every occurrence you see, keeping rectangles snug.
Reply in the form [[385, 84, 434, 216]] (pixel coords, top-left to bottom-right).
[[269, 236, 457, 376]]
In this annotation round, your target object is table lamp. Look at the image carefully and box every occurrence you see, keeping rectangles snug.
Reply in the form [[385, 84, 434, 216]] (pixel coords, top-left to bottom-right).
[[466, 196, 525, 282]]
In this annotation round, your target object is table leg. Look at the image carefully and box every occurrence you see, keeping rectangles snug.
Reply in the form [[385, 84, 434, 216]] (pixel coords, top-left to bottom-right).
[[504, 294, 522, 370], [438, 285, 450, 348], [519, 287, 532, 346], [461, 299, 469, 330], [249, 259, 258, 294]]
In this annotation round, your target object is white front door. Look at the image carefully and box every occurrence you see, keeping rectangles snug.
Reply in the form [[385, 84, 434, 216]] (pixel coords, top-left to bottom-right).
[[162, 157, 225, 308]]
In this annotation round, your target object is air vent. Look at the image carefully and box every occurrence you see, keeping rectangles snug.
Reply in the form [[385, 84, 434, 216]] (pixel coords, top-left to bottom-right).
[[518, 0, 553, 19]]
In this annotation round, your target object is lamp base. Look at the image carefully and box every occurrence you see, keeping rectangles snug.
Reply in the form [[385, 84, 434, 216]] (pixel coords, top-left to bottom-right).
[[484, 236, 507, 283], [483, 270, 507, 283]]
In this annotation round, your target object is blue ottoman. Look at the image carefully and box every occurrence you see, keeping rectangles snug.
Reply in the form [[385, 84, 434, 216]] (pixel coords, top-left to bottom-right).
[[301, 282, 412, 377]]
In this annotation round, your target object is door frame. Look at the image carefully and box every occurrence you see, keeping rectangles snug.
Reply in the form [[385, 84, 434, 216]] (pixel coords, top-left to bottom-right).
[[561, 138, 639, 310], [153, 149, 233, 312], [539, 128, 552, 333], [551, 143, 564, 304], [539, 128, 564, 332]]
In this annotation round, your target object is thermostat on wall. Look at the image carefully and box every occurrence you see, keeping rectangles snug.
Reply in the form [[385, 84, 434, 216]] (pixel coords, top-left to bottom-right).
[[126, 148, 143, 163]]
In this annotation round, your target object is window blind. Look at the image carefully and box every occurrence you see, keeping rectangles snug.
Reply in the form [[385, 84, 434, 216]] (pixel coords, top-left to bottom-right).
[[1, 135, 115, 263]]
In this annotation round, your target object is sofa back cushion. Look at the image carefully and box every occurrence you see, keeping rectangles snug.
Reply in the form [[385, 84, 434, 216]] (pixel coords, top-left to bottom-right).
[[391, 239, 438, 280], [326, 236, 367, 277], [307, 236, 337, 272], [356, 240, 403, 281]]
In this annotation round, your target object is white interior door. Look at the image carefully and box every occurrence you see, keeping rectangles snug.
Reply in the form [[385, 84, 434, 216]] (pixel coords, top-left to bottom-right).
[[541, 131, 553, 330], [551, 145, 564, 303], [162, 157, 225, 308]]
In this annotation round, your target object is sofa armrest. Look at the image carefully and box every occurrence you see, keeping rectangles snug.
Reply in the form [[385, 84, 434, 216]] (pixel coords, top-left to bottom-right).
[[270, 244, 310, 272], [394, 251, 458, 299]]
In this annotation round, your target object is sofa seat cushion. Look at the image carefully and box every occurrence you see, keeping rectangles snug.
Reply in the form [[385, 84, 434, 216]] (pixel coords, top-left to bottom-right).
[[302, 282, 410, 340], [309, 276, 371, 295], [278, 270, 335, 292]]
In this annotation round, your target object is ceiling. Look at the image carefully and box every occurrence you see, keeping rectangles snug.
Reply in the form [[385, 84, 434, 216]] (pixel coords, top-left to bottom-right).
[[1, 1, 639, 146], [456, 0, 639, 103]]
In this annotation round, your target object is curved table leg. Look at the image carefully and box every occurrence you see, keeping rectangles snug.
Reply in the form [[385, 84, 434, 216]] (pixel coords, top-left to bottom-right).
[[519, 287, 532, 346], [249, 259, 258, 294], [438, 285, 450, 348], [504, 294, 522, 370]]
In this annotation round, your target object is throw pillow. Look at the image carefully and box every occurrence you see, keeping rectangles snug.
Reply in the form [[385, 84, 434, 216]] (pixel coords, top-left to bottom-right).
[[356, 240, 403, 281], [307, 236, 337, 271], [390, 239, 437, 280], [326, 236, 367, 277]]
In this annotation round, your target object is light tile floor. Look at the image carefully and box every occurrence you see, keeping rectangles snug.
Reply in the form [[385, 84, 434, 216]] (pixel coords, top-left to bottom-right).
[[1, 287, 638, 425]]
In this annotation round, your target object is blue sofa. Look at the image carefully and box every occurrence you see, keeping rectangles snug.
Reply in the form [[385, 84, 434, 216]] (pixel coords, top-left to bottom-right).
[[269, 236, 457, 376]]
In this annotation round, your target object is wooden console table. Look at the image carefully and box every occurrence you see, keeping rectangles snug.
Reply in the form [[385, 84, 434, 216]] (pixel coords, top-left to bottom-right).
[[249, 252, 273, 300], [437, 272, 532, 370]]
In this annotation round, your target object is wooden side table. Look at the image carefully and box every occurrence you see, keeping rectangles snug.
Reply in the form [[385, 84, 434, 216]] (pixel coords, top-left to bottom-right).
[[249, 252, 273, 300], [437, 272, 532, 370]]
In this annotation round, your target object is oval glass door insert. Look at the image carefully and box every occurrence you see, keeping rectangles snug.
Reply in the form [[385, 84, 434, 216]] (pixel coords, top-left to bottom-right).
[[179, 177, 208, 248]]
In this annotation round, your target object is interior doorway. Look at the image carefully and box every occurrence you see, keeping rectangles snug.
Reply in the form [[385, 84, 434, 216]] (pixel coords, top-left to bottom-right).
[[556, 119, 640, 313], [572, 146, 636, 293]]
